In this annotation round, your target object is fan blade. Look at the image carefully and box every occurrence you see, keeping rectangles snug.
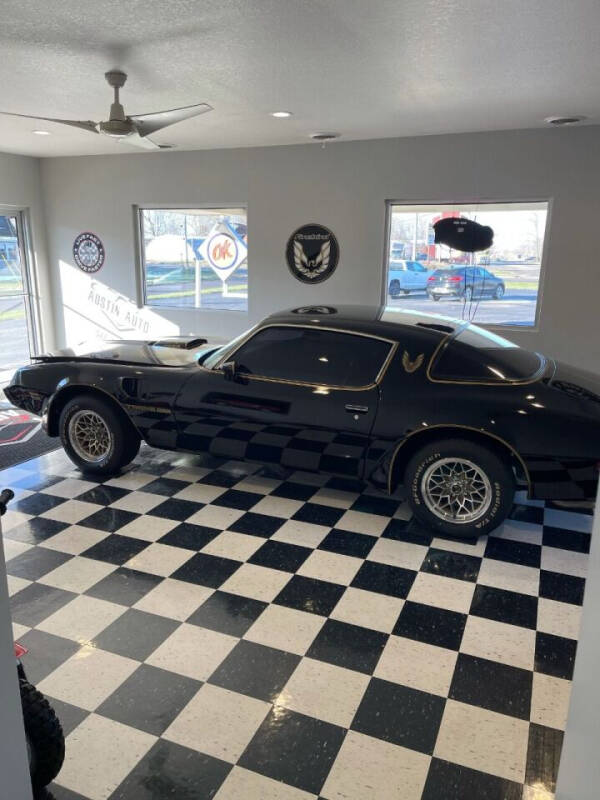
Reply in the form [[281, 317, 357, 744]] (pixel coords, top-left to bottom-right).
[[0, 112, 98, 133], [130, 103, 212, 136], [118, 132, 167, 150]]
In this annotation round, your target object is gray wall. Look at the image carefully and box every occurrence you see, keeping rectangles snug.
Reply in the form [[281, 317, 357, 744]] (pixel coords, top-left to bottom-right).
[[0, 151, 53, 351], [36, 126, 600, 371]]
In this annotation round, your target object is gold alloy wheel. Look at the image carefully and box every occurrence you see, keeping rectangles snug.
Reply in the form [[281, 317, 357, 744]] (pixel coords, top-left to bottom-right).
[[68, 410, 113, 463], [421, 457, 492, 524]]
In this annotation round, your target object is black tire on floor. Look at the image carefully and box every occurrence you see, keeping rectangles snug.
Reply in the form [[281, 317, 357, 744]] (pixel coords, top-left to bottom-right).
[[20, 679, 65, 791], [403, 438, 516, 538], [59, 393, 141, 476]]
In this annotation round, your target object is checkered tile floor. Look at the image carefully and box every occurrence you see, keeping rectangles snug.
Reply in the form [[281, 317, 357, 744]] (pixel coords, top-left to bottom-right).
[[1, 445, 592, 800]]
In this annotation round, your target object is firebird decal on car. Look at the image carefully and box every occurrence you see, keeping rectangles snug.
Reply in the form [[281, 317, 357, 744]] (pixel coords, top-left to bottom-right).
[[402, 350, 424, 373]]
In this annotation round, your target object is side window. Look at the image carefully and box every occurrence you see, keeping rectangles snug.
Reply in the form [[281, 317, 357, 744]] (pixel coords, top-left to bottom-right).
[[231, 327, 392, 387]]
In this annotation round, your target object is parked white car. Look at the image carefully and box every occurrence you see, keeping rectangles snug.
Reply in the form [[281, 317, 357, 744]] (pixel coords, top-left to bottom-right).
[[388, 260, 434, 296]]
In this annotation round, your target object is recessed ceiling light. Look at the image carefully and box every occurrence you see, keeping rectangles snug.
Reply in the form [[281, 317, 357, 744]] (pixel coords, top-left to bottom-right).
[[270, 111, 293, 118], [32, 129, 50, 135], [544, 115, 586, 126]]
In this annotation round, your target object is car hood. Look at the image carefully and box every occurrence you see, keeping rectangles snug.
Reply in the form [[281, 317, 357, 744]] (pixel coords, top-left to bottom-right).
[[32, 338, 218, 368]]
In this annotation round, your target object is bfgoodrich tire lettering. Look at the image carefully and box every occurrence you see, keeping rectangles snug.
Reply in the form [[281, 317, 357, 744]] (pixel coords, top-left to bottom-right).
[[59, 394, 140, 476], [404, 438, 515, 538]]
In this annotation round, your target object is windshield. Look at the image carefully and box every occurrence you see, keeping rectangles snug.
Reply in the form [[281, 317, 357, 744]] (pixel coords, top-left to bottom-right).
[[202, 325, 257, 369], [431, 324, 544, 382]]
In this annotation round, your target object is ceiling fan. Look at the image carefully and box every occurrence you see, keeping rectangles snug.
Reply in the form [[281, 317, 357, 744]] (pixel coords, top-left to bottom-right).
[[0, 70, 212, 149]]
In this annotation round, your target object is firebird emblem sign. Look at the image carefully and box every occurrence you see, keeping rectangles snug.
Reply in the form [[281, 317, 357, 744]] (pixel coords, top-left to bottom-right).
[[0, 407, 40, 447], [286, 224, 339, 283]]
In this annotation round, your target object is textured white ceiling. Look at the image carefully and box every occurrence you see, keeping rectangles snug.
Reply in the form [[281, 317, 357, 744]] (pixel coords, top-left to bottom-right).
[[0, 0, 598, 157]]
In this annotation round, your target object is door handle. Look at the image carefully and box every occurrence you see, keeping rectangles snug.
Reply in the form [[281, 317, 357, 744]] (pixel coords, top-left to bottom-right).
[[345, 404, 369, 414]]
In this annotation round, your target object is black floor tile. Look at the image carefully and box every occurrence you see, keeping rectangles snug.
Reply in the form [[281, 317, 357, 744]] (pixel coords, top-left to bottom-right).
[[16, 629, 80, 684], [77, 485, 129, 505], [470, 584, 538, 629], [450, 653, 532, 719], [212, 489, 261, 510], [85, 567, 162, 606], [274, 574, 345, 616], [350, 495, 400, 517], [484, 537, 541, 568], [271, 481, 317, 501], [6, 547, 72, 580], [148, 498, 204, 521], [171, 552, 241, 588], [47, 783, 89, 800], [542, 527, 591, 554], [239, 707, 345, 795], [306, 618, 387, 674], [81, 533, 149, 565], [13, 493, 66, 516], [4, 516, 69, 545], [93, 608, 180, 660], [79, 507, 139, 534], [109, 738, 231, 800], [318, 529, 375, 559], [44, 696, 89, 737], [199, 470, 241, 488], [325, 476, 364, 493], [382, 517, 434, 547], [351, 677, 445, 754], [249, 539, 312, 573], [292, 502, 344, 527], [159, 523, 220, 551], [525, 723, 564, 795], [228, 511, 285, 538], [535, 631, 577, 680], [420, 548, 481, 582], [422, 758, 523, 800], [142, 477, 188, 496], [187, 591, 267, 636], [351, 561, 417, 598], [10, 582, 77, 627], [509, 503, 544, 525], [393, 601, 467, 651], [98, 663, 201, 736], [209, 639, 300, 703], [539, 570, 585, 605]]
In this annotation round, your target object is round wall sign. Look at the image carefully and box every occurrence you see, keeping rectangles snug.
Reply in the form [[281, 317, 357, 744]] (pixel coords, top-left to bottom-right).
[[73, 232, 105, 273], [286, 224, 339, 283]]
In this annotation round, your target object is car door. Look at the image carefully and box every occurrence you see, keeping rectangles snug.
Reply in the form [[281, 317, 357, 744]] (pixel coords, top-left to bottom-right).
[[174, 325, 395, 479]]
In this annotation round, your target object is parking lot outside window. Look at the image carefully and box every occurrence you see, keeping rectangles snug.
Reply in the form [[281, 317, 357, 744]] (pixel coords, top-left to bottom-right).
[[139, 207, 248, 312], [385, 201, 549, 328]]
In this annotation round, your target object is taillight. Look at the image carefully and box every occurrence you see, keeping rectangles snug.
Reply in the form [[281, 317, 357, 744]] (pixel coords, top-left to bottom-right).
[[427, 276, 436, 282], [448, 275, 463, 282]]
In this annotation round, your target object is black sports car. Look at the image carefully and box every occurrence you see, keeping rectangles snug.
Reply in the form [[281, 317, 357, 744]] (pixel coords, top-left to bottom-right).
[[5, 305, 600, 538]]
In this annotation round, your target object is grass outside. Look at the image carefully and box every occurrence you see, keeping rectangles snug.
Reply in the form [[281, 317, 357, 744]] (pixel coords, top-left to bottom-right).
[[148, 283, 247, 301], [0, 307, 25, 322]]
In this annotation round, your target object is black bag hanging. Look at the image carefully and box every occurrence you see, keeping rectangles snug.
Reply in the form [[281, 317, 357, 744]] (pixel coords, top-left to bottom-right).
[[433, 216, 493, 253]]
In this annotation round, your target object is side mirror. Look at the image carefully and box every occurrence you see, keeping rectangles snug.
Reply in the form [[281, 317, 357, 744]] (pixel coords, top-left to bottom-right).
[[222, 361, 237, 381]]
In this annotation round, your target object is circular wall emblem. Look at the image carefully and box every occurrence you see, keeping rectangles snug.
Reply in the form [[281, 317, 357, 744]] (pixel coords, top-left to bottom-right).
[[73, 232, 105, 273], [286, 224, 339, 283], [205, 231, 239, 276]]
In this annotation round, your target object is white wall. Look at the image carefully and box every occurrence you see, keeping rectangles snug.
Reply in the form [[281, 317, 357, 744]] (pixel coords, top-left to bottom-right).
[[39, 126, 600, 371], [0, 151, 53, 351]]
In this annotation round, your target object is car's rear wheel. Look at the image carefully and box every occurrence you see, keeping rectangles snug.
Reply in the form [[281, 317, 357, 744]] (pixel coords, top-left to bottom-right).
[[494, 284, 505, 299], [59, 394, 140, 476], [464, 286, 473, 301], [389, 279, 401, 297], [430, 293, 441, 301], [403, 438, 515, 538]]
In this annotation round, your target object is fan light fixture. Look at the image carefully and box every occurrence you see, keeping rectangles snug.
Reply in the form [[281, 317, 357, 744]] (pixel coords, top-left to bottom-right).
[[544, 115, 586, 126], [270, 111, 293, 118]]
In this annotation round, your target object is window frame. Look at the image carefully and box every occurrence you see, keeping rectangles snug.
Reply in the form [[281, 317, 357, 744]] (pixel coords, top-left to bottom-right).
[[383, 199, 553, 333], [210, 323, 398, 391], [134, 203, 249, 312]]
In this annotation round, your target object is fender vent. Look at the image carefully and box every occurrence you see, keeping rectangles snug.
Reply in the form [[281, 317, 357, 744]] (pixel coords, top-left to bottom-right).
[[150, 338, 208, 350]]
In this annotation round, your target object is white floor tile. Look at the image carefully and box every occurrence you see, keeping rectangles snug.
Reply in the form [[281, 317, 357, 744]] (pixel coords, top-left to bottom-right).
[[220, 563, 292, 602], [36, 594, 126, 644], [39, 524, 109, 555], [39, 556, 116, 594], [245, 604, 325, 655], [375, 635, 458, 697], [146, 623, 237, 681], [134, 578, 213, 621], [123, 542, 194, 576], [330, 587, 403, 633], [296, 549, 362, 586]]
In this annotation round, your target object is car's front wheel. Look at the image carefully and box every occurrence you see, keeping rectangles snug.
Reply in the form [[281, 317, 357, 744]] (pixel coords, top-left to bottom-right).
[[494, 284, 505, 299], [59, 394, 141, 476], [403, 438, 515, 538]]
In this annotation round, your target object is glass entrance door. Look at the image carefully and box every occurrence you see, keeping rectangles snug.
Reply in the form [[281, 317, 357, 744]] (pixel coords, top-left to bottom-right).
[[0, 213, 37, 387]]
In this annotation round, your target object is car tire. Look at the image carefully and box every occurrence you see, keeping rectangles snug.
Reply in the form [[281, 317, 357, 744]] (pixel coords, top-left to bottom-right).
[[431, 294, 441, 302], [403, 438, 515, 538], [464, 286, 473, 302], [494, 284, 505, 299], [59, 394, 141, 476], [403, 289, 410, 295], [20, 679, 65, 791]]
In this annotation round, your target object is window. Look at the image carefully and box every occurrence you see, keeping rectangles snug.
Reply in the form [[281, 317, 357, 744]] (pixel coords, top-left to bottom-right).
[[430, 324, 544, 383], [139, 208, 248, 312], [386, 202, 549, 327], [228, 326, 392, 387]]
